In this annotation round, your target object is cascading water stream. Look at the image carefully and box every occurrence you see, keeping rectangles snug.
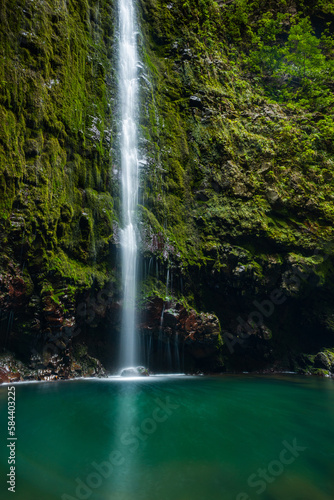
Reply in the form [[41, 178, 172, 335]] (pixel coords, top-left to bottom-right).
[[119, 0, 139, 368]]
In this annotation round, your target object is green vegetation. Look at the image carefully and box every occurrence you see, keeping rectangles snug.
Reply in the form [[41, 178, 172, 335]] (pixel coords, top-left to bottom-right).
[[1, 0, 334, 371], [0, 0, 116, 320], [138, 0, 334, 365]]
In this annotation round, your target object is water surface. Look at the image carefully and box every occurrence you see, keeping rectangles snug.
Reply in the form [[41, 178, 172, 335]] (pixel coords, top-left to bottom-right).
[[0, 375, 333, 500]]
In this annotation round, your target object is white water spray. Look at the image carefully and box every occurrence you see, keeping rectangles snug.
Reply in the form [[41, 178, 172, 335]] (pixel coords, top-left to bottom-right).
[[119, 0, 139, 367]]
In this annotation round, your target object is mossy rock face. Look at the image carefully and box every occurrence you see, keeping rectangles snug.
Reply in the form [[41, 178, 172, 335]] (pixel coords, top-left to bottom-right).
[[0, 0, 118, 362], [136, 0, 334, 370], [314, 351, 334, 371], [2, 0, 334, 373]]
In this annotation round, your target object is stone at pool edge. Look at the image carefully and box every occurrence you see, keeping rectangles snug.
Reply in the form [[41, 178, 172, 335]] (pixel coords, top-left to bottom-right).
[[0, 367, 21, 384], [120, 366, 150, 377]]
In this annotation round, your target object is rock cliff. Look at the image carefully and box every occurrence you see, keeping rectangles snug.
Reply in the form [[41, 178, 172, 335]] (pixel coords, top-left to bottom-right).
[[1, 0, 334, 378]]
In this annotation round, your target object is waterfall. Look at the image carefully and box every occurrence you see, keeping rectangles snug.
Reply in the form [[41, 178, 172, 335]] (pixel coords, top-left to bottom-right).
[[119, 0, 139, 368]]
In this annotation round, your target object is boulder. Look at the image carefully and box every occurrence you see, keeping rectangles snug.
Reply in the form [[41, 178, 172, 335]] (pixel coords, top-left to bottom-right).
[[314, 352, 331, 370], [120, 366, 150, 377]]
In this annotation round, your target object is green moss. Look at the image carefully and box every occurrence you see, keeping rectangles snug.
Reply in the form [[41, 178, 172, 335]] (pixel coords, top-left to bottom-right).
[[47, 249, 109, 288], [312, 368, 330, 377], [1, 0, 334, 370], [0, 0, 115, 306]]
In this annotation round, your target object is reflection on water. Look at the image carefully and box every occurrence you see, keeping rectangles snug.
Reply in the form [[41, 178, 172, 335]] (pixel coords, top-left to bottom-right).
[[112, 382, 139, 499], [0, 375, 333, 500]]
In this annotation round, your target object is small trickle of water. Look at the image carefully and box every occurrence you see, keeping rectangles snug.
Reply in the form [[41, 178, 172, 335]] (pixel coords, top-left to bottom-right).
[[174, 332, 180, 372], [166, 338, 172, 371]]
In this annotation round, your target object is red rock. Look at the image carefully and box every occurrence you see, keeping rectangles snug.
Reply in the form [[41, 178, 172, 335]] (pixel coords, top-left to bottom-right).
[[0, 368, 10, 383], [0, 367, 21, 383]]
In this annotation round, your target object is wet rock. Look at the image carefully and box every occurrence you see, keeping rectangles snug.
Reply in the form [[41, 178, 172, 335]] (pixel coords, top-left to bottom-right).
[[0, 366, 21, 384], [266, 188, 279, 204], [189, 96, 203, 109], [314, 352, 331, 370], [140, 297, 221, 368], [181, 48, 193, 60], [120, 366, 150, 377], [195, 190, 209, 201]]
